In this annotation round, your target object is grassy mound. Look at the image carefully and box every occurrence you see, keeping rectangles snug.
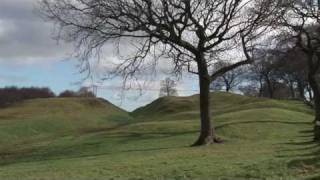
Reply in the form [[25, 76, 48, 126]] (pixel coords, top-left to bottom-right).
[[132, 92, 313, 120], [0, 93, 318, 180], [0, 98, 131, 147]]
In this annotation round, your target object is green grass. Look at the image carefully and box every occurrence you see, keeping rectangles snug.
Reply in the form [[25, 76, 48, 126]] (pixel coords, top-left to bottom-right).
[[0, 93, 318, 180]]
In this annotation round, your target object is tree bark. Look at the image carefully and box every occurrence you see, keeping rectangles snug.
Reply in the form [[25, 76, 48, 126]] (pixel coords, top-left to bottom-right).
[[192, 57, 220, 146], [289, 81, 295, 99], [258, 77, 263, 97], [314, 101, 320, 141], [265, 76, 274, 98], [309, 73, 320, 141], [223, 77, 231, 92], [297, 81, 306, 100], [307, 86, 314, 101], [226, 83, 231, 92]]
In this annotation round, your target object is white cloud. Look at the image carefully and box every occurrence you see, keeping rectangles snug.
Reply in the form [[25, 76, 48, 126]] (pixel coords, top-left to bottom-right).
[[0, 0, 73, 64], [0, 0, 200, 111]]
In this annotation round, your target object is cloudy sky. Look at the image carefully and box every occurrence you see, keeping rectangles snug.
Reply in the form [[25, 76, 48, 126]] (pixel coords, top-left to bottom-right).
[[0, 0, 199, 111]]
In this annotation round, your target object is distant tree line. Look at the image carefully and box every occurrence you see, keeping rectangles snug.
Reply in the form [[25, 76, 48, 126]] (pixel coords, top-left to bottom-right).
[[0, 86, 96, 107], [0, 87, 55, 107], [242, 48, 311, 102], [211, 46, 314, 105]]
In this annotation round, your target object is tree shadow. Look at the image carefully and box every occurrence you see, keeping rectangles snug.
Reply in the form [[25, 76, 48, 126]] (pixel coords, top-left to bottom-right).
[[304, 175, 320, 180], [1, 119, 315, 171], [286, 144, 320, 168], [0, 130, 196, 167], [215, 120, 311, 130], [277, 128, 320, 177]]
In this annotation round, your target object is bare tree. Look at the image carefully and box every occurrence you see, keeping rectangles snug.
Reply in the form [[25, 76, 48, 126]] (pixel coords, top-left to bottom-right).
[[39, 0, 278, 145], [78, 87, 96, 97], [210, 62, 246, 92], [242, 45, 310, 100], [274, 47, 309, 100], [249, 49, 280, 98], [159, 78, 178, 97], [278, 0, 320, 140]]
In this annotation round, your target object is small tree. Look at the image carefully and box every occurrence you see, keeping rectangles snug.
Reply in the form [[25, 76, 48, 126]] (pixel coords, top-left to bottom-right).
[[210, 62, 246, 92], [39, 0, 278, 145], [248, 49, 282, 98], [59, 88, 96, 98], [59, 90, 78, 97], [78, 87, 96, 97], [159, 78, 178, 97]]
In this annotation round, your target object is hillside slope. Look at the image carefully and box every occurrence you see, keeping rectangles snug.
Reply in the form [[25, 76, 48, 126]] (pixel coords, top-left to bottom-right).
[[0, 93, 318, 180], [0, 98, 132, 147], [132, 92, 313, 120]]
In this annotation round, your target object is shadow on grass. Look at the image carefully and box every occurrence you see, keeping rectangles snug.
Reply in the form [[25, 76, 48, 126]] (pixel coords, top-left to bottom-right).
[[215, 120, 311, 130], [286, 145, 320, 168], [0, 119, 310, 167], [0, 119, 314, 170], [277, 128, 320, 178], [0, 130, 196, 167], [305, 175, 320, 180], [277, 129, 318, 153]]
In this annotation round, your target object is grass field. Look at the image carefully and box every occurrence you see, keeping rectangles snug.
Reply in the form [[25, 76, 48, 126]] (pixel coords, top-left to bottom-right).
[[0, 92, 318, 180]]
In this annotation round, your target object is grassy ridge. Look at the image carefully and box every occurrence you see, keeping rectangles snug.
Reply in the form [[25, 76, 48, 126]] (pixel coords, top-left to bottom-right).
[[132, 92, 313, 120], [0, 98, 132, 154], [0, 93, 318, 180]]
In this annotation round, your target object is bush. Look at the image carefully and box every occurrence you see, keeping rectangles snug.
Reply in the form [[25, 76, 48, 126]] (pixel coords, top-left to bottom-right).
[[77, 87, 95, 97], [59, 87, 96, 98], [0, 86, 55, 107], [58, 90, 78, 97]]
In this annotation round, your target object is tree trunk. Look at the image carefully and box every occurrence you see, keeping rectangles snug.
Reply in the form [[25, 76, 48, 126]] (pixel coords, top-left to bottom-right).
[[297, 81, 306, 100], [224, 77, 231, 92], [192, 58, 220, 146], [314, 100, 320, 141], [226, 83, 231, 92], [266, 77, 274, 98], [307, 86, 314, 101], [258, 77, 263, 97], [289, 81, 295, 99], [308, 73, 320, 141]]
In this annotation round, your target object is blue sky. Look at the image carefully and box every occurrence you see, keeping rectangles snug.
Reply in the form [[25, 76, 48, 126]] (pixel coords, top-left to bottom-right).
[[0, 0, 200, 111], [0, 58, 199, 111], [0, 60, 80, 93]]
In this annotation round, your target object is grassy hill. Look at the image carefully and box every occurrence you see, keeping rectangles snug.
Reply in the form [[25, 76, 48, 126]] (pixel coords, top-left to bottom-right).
[[0, 98, 132, 159], [0, 93, 319, 180]]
